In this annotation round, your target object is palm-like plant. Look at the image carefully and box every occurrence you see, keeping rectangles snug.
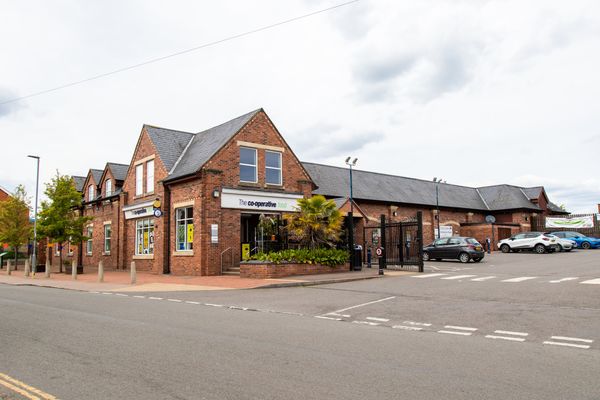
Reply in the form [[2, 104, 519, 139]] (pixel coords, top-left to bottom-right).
[[284, 195, 343, 249]]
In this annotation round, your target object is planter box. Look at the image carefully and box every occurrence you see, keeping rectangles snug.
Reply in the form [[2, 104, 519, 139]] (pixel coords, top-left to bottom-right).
[[239, 261, 348, 279]]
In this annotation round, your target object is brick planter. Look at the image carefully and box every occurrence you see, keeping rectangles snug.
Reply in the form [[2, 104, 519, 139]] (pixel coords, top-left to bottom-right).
[[239, 261, 348, 279]]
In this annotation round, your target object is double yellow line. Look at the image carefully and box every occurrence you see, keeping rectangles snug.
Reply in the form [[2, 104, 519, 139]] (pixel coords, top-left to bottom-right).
[[0, 372, 58, 400]]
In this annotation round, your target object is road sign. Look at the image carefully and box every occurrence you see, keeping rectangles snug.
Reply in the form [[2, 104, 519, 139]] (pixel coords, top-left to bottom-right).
[[375, 247, 384, 257]]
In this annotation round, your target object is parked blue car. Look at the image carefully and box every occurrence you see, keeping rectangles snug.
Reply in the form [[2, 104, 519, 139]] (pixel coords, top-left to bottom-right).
[[549, 231, 600, 249]]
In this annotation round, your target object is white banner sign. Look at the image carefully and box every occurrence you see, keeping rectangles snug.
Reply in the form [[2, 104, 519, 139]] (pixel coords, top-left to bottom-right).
[[545, 215, 594, 229], [434, 225, 454, 239], [221, 188, 302, 212]]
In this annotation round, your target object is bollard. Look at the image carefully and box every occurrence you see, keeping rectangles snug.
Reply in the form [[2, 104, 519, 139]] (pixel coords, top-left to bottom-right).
[[24, 259, 30, 277], [7, 260, 12, 276], [98, 261, 104, 283], [45, 258, 51, 278], [130, 261, 136, 285], [71, 260, 77, 280]]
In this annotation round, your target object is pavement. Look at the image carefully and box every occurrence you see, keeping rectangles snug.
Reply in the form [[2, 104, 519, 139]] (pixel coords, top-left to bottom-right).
[[0, 264, 400, 293]]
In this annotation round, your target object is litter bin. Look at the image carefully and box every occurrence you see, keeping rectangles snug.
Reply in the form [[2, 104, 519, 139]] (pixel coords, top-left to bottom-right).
[[353, 245, 363, 271]]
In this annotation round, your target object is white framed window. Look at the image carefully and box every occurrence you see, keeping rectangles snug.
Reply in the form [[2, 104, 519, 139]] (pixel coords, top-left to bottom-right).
[[135, 219, 155, 255], [175, 207, 194, 251], [105, 179, 112, 197], [88, 185, 95, 202], [104, 224, 112, 254], [265, 151, 282, 185], [135, 164, 143, 196], [86, 226, 93, 255], [239, 147, 257, 183], [146, 160, 154, 193]]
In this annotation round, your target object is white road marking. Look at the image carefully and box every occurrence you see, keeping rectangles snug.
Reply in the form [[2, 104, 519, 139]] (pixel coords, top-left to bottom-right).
[[315, 316, 341, 321], [148, 296, 163, 300], [366, 317, 389, 322], [471, 276, 496, 281], [89, 291, 100, 294], [494, 330, 528, 336], [205, 303, 224, 307], [543, 341, 590, 349], [485, 335, 525, 342], [101, 292, 112, 295], [114, 293, 129, 297], [501, 277, 537, 283], [551, 336, 593, 343], [412, 273, 447, 278], [393, 325, 423, 331], [132, 295, 146, 298], [580, 278, 600, 285], [329, 313, 350, 318], [185, 301, 200, 305], [352, 321, 380, 326], [167, 299, 182, 302], [441, 275, 477, 280], [403, 321, 432, 327], [444, 325, 477, 331], [329, 296, 396, 314], [438, 330, 472, 336], [549, 277, 578, 283]]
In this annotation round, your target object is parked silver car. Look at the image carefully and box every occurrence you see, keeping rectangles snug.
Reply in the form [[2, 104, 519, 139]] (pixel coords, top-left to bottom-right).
[[545, 234, 576, 252]]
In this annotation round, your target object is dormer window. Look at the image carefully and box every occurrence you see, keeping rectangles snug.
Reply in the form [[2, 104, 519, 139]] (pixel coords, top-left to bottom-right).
[[88, 185, 95, 202], [105, 179, 112, 197]]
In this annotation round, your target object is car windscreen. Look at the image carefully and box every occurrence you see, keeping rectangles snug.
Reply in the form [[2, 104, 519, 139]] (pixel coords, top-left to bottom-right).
[[466, 238, 479, 244]]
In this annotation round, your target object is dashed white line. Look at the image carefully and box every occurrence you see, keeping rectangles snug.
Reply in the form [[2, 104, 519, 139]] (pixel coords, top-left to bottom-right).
[[549, 277, 578, 283], [444, 325, 477, 331], [551, 336, 593, 343], [167, 299, 182, 303], [471, 276, 496, 282], [580, 278, 600, 285], [185, 301, 200, 305], [148, 296, 163, 300], [329, 313, 351, 318], [101, 292, 112, 295], [353, 321, 380, 326], [494, 330, 528, 336], [114, 293, 129, 297], [412, 273, 447, 278], [485, 335, 525, 342], [403, 321, 432, 327], [132, 295, 146, 299], [543, 341, 590, 349], [501, 277, 537, 283], [393, 325, 423, 331], [315, 316, 341, 321], [89, 291, 100, 294], [366, 317, 389, 322], [441, 275, 477, 280], [438, 330, 472, 336], [205, 303, 224, 307]]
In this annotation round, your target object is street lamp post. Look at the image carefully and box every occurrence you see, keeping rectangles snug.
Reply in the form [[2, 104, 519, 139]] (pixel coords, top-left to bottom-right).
[[433, 177, 443, 240], [28, 155, 40, 275], [345, 157, 357, 269]]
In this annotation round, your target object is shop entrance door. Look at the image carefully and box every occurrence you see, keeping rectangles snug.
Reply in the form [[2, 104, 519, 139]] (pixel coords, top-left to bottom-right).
[[241, 213, 282, 259]]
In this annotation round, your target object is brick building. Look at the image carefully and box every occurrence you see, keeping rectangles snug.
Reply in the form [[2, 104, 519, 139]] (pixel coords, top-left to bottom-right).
[[58, 108, 567, 275]]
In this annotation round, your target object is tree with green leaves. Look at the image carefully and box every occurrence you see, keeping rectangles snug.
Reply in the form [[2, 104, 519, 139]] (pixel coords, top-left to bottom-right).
[[0, 185, 31, 268], [284, 195, 343, 249], [37, 172, 90, 273]]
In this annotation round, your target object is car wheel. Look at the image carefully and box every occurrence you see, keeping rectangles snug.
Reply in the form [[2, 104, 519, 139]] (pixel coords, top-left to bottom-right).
[[423, 251, 430, 261], [500, 244, 510, 253], [459, 252, 470, 263], [557, 244, 563, 252], [581, 242, 591, 250], [473, 257, 482, 262], [534, 244, 546, 254]]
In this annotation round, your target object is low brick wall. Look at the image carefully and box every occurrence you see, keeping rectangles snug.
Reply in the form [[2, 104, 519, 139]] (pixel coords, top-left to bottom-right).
[[239, 262, 348, 279]]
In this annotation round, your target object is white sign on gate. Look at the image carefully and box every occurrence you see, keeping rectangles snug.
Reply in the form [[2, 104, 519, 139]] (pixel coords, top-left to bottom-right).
[[545, 215, 594, 229], [434, 225, 453, 239]]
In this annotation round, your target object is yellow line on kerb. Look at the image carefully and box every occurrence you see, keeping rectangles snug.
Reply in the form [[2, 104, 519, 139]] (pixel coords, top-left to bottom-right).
[[0, 373, 58, 400]]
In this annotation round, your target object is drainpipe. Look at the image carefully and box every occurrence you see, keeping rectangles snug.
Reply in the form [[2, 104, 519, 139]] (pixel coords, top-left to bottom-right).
[[163, 184, 171, 274]]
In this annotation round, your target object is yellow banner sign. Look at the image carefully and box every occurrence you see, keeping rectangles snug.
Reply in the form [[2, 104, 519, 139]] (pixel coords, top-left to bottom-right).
[[187, 224, 194, 243], [242, 243, 250, 260]]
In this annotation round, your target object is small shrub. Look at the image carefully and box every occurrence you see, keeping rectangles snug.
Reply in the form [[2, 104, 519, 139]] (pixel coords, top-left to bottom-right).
[[249, 248, 349, 267]]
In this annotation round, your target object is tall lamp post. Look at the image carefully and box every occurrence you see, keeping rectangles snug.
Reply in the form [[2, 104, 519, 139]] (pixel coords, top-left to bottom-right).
[[433, 177, 443, 240], [28, 155, 40, 275], [345, 157, 357, 269]]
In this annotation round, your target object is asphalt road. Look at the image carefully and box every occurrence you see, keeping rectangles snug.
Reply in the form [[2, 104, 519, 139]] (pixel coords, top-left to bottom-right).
[[1, 251, 599, 399]]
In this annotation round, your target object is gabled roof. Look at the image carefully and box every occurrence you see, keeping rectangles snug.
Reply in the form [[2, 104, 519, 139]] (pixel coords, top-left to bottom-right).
[[0, 184, 11, 196], [72, 176, 86, 192], [144, 126, 195, 172], [106, 162, 129, 182], [166, 109, 261, 181], [90, 169, 103, 186], [303, 162, 489, 211], [521, 186, 543, 200], [303, 162, 544, 212]]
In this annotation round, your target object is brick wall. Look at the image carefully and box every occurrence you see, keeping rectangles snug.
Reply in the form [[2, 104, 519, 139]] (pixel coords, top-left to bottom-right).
[[240, 262, 347, 279], [80, 198, 122, 270]]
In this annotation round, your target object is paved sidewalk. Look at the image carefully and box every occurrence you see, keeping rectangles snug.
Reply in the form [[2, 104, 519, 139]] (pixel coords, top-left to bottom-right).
[[0, 266, 406, 293]]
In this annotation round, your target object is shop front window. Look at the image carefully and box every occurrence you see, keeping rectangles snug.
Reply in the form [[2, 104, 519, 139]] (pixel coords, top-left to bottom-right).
[[136, 219, 155, 255], [175, 207, 194, 251]]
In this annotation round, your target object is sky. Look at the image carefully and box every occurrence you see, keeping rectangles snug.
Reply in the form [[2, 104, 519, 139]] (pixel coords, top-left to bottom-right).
[[1, 0, 599, 213]]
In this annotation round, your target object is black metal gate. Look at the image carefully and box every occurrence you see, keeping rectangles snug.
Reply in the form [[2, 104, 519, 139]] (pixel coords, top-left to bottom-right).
[[363, 211, 424, 272]]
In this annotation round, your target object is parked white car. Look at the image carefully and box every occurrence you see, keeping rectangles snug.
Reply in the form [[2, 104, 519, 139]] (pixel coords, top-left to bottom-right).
[[545, 234, 576, 252], [498, 232, 559, 254]]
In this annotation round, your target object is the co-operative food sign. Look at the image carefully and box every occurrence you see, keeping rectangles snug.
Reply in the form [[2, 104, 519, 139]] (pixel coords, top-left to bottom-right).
[[221, 188, 301, 212]]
